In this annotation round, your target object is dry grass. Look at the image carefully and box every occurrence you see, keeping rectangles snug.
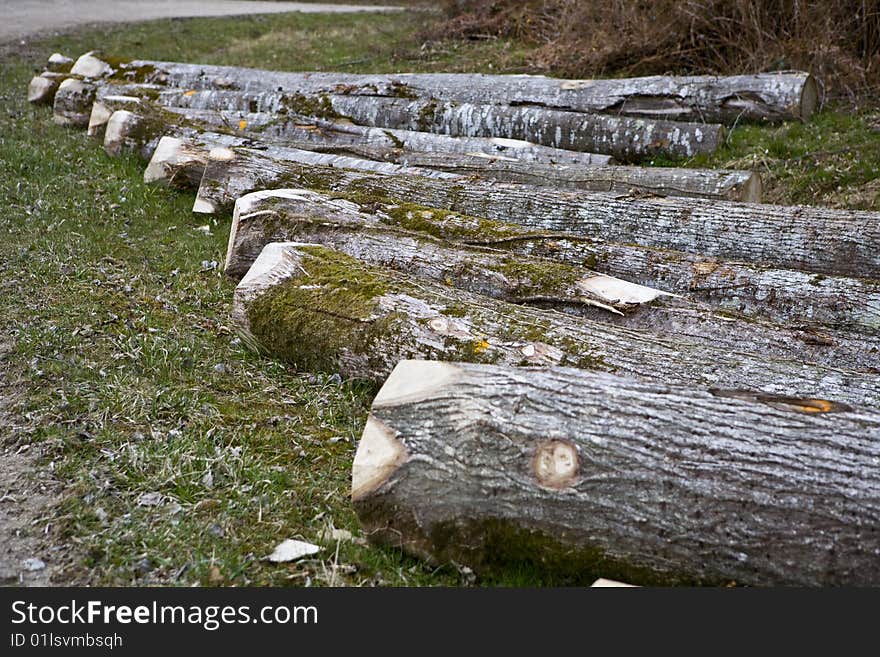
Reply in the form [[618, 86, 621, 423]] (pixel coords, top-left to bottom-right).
[[439, 0, 880, 102]]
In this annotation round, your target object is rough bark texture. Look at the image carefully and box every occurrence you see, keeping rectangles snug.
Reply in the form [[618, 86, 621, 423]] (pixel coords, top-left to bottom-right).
[[353, 360, 879, 586], [231, 242, 880, 406], [373, 204, 880, 335], [138, 86, 723, 161], [322, 93, 724, 161], [91, 54, 818, 123], [154, 129, 756, 199], [52, 78, 96, 127], [197, 152, 880, 278], [73, 84, 618, 166], [225, 190, 879, 369]]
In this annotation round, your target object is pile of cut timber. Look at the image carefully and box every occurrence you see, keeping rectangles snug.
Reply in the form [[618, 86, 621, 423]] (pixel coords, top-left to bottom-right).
[[31, 51, 880, 586]]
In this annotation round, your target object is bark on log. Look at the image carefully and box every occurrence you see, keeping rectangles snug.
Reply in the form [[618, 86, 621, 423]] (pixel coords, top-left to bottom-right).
[[225, 189, 879, 369], [80, 53, 819, 123], [86, 86, 617, 166], [197, 150, 880, 279], [231, 241, 880, 406], [52, 78, 96, 126], [353, 360, 880, 586], [369, 202, 880, 335], [27, 72, 71, 105], [135, 86, 724, 161], [151, 130, 757, 200]]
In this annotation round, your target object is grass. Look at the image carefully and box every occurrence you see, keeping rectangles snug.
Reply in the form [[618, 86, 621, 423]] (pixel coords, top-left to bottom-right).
[[2, 9, 879, 587]]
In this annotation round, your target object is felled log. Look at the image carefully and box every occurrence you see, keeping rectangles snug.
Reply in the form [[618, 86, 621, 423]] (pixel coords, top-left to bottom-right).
[[46, 53, 74, 73], [76, 52, 819, 123], [317, 94, 724, 161], [52, 78, 96, 127], [197, 151, 880, 279], [370, 202, 880, 335], [224, 189, 878, 369], [27, 72, 72, 105], [131, 86, 723, 160], [150, 131, 757, 200], [85, 87, 615, 166], [232, 242, 880, 406], [353, 360, 880, 586]]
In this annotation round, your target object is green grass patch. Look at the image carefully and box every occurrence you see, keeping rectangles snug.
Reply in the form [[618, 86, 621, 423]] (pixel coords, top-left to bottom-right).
[[2, 8, 879, 587]]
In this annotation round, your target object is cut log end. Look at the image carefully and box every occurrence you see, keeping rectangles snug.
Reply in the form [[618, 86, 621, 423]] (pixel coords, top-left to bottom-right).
[[800, 74, 821, 121], [351, 416, 407, 502], [372, 360, 462, 407], [103, 109, 139, 155], [70, 51, 113, 78], [27, 75, 57, 104], [144, 135, 186, 183]]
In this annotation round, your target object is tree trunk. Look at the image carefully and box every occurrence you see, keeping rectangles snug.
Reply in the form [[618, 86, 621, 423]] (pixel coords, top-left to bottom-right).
[[353, 360, 880, 586], [127, 86, 724, 161], [197, 150, 880, 279], [320, 93, 724, 161], [46, 53, 74, 73], [27, 72, 71, 105], [225, 189, 879, 369], [81, 86, 618, 166], [80, 52, 819, 123], [369, 202, 880, 335], [150, 130, 757, 199], [52, 79, 96, 127], [231, 242, 880, 406]]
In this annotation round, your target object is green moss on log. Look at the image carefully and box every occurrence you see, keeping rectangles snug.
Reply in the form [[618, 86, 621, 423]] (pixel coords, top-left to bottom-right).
[[245, 247, 391, 374]]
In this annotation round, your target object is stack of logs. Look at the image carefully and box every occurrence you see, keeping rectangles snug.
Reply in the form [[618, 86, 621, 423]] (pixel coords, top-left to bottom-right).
[[29, 51, 880, 586]]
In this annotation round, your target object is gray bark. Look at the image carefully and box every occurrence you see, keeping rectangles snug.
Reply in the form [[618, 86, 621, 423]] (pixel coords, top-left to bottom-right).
[[379, 205, 880, 335], [197, 151, 880, 279], [231, 242, 880, 406], [78, 81, 618, 166], [52, 78, 96, 127], [225, 190, 879, 369], [320, 93, 724, 161], [150, 130, 757, 199], [84, 53, 818, 123], [133, 86, 724, 161], [354, 360, 880, 586]]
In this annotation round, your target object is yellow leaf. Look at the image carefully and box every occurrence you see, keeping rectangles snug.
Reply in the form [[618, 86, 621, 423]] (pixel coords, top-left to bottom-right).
[[473, 339, 490, 354], [183, 89, 196, 97], [238, 119, 247, 131]]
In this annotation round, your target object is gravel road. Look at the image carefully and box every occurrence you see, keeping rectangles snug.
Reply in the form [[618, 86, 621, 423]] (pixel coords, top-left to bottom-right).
[[2, 1, 401, 43]]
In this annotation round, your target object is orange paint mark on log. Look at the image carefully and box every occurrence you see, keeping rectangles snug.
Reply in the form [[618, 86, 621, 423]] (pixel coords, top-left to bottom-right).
[[183, 90, 196, 97], [238, 119, 247, 131]]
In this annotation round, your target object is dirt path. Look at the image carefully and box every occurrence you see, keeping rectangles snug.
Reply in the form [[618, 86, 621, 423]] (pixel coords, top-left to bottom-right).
[[2, 1, 401, 44], [0, 340, 63, 586]]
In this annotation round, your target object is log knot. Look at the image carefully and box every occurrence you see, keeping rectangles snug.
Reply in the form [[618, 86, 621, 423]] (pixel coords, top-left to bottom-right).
[[532, 440, 579, 489]]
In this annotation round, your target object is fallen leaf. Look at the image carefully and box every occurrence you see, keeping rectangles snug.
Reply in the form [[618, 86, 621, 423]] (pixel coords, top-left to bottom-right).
[[267, 539, 321, 563]]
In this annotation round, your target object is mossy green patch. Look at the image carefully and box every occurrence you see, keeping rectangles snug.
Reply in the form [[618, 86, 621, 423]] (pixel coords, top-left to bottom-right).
[[245, 247, 390, 374]]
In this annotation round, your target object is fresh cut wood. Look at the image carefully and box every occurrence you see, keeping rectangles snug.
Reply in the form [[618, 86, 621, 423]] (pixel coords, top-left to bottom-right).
[[231, 241, 880, 406], [353, 360, 880, 586], [197, 150, 880, 278], [73, 52, 820, 123], [224, 189, 878, 369]]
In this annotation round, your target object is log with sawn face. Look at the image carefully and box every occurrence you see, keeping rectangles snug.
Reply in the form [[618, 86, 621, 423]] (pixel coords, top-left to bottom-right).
[[223, 189, 879, 370], [353, 360, 880, 586], [196, 148, 880, 279], [225, 190, 880, 335]]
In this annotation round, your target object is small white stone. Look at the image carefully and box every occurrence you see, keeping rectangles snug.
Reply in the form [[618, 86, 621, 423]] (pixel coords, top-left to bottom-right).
[[267, 539, 321, 563]]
